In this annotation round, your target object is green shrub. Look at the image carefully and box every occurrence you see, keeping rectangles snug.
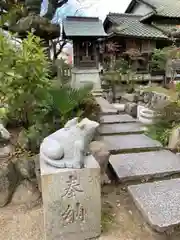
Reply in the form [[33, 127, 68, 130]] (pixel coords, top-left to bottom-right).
[[146, 101, 180, 146], [0, 32, 99, 153], [150, 48, 167, 71], [48, 83, 97, 125], [0, 32, 51, 128], [19, 86, 99, 152], [155, 101, 180, 126], [146, 124, 171, 146]]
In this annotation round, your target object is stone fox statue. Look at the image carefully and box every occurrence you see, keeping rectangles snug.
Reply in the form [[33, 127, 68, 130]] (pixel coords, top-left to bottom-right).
[[40, 118, 99, 168]]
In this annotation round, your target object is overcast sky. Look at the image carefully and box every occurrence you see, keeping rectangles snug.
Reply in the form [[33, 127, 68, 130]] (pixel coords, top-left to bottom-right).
[[45, 0, 132, 22], [87, 0, 131, 19]]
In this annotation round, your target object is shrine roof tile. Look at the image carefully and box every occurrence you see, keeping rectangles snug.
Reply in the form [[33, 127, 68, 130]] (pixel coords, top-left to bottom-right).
[[63, 16, 106, 37]]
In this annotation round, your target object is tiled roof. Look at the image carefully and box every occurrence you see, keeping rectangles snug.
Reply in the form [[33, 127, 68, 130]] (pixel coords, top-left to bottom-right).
[[152, 22, 180, 38], [152, 23, 180, 33], [126, 0, 180, 19], [144, 0, 180, 18], [63, 16, 106, 37], [135, 0, 180, 18], [106, 13, 168, 39]]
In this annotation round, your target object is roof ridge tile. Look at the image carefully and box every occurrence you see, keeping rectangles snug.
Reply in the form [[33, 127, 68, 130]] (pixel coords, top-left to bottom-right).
[[108, 12, 142, 18]]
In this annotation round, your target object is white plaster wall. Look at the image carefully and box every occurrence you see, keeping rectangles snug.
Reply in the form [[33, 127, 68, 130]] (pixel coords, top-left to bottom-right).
[[131, 3, 153, 15]]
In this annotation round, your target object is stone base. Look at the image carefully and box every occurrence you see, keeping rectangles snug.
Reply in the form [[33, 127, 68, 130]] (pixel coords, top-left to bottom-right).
[[40, 155, 101, 240], [71, 68, 101, 90]]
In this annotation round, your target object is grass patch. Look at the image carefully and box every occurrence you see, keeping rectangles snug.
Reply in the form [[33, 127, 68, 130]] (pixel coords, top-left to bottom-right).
[[101, 202, 116, 233], [145, 124, 172, 146]]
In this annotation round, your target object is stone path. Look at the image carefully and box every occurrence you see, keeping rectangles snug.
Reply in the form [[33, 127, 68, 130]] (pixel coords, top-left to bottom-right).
[[109, 150, 180, 182], [101, 134, 162, 153], [95, 97, 118, 115], [98, 122, 144, 135], [128, 179, 180, 232], [97, 97, 180, 233], [100, 114, 137, 124]]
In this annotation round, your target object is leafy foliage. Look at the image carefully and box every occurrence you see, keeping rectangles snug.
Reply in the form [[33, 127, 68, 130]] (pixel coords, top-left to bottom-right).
[[106, 41, 120, 53], [146, 100, 180, 146], [0, 32, 51, 127], [146, 122, 172, 146], [0, 0, 67, 39], [113, 58, 130, 74], [150, 48, 168, 71], [49, 83, 94, 125], [0, 32, 98, 153], [150, 46, 180, 73]]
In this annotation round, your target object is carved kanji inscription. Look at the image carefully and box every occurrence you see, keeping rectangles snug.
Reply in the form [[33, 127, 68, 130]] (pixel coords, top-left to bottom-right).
[[61, 175, 83, 198], [61, 202, 85, 225]]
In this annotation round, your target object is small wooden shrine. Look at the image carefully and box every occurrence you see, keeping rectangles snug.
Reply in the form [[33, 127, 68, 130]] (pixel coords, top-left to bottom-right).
[[63, 16, 106, 89]]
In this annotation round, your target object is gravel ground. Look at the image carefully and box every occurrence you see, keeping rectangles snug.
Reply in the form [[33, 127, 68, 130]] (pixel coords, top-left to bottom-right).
[[1, 185, 180, 240]]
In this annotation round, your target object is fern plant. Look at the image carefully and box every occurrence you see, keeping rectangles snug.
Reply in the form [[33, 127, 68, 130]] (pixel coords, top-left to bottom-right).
[[49, 83, 93, 125]]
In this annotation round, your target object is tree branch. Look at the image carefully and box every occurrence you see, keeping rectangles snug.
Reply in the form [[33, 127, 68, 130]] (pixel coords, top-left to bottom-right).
[[54, 40, 67, 59]]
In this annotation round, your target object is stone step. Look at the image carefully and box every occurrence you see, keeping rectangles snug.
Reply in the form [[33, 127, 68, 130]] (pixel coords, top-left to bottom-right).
[[98, 123, 144, 135], [92, 90, 103, 97], [101, 134, 162, 154], [95, 97, 118, 115], [92, 93, 103, 97], [109, 150, 180, 182], [100, 114, 137, 124], [112, 103, 125, 112], [100, 108, 118, 115], [128, 178, 180, 232]]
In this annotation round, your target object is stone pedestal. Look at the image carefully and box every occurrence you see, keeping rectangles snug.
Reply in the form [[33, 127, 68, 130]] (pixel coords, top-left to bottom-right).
[[71, 68, 101, 90], [40, 155, 101, 240]]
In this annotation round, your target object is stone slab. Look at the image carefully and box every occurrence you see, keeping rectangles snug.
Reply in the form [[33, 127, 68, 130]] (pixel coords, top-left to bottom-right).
[[128, 179, 180, 232], [71, 68, 101, 89], [101, 134, 162, 153], [101, 108, 118, 115], [98, 122, 144, 135], [110, 150, 180, 181], [112, 103, 125, 112], [95, 97, 118, 115], [100, 114, 137, 124], [40, 155, 101, 240], [121, 93, 136, 102]]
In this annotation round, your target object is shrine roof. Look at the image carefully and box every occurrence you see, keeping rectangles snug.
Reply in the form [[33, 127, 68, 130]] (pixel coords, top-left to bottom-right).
[[104, 13, 168, 40], [63, 16, 107, 38]]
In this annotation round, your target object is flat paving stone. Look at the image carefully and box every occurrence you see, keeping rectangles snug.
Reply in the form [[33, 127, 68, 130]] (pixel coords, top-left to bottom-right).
[[101, 134, 162, 153], [128, 178, 180, 232], [100, 114, 137, 124], [98, 122, 144, 135], [95, 97, 118, 115], [110, 150, 180, 181], [101, 108, 118, 115]]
